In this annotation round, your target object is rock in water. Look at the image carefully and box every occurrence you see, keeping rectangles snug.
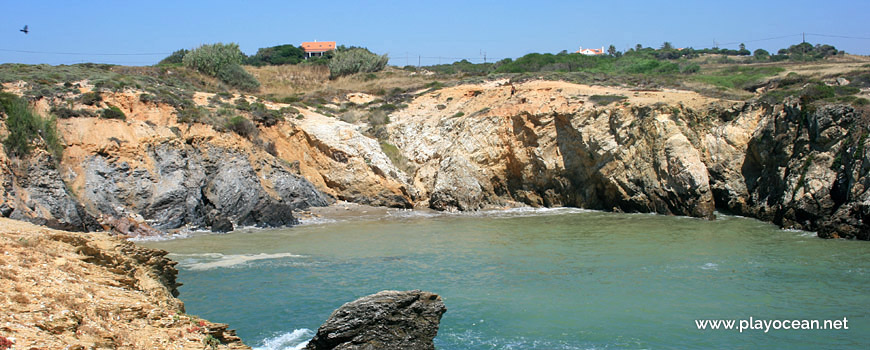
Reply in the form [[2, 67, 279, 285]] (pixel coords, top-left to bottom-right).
[[305, 290, 446, 350]]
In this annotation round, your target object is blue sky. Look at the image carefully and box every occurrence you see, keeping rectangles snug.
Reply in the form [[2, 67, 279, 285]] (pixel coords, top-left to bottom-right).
[[1, 0, 868, 66]]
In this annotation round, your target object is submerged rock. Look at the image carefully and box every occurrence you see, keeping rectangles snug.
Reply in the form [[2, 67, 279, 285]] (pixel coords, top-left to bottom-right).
[[305, 290, 446, 350]]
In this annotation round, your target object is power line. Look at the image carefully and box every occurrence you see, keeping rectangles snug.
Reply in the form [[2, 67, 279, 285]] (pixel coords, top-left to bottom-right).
[[806, 33, 870, 40], [0, 48, 169, 56], [717, 34, 802, 47]]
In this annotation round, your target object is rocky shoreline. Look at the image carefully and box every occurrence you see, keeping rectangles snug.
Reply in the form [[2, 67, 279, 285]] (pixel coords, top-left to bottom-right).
[[0, 218, 248, 349], [1, 79, 868, 239]]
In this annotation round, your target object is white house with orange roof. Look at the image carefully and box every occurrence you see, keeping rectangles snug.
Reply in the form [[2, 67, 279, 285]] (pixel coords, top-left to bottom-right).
[[576, 46, 605, 56], [301, 41, 336, 58]]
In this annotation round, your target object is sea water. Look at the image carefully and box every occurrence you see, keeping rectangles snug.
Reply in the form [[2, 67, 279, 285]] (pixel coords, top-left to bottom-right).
[[140, 209, 870, 349]]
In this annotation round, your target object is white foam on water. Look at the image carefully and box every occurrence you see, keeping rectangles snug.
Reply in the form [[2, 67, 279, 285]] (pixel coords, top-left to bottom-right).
[[127, 231, 191, 242], [439, 329, 591, 350], [253, 329, 314, 350], [700, 262, 719, 270], [174, 252, 306, 271], [388, 206, 597, 220], [296, 216, 339, 226], [782, 228, 818, 237]]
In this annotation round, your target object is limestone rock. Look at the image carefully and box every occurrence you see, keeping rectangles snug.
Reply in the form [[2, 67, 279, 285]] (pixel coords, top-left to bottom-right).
[[710, 99, 870, 239], [305, 290, 446, 350], [388, 81, 719, 218], [0, 218, 250, 349]]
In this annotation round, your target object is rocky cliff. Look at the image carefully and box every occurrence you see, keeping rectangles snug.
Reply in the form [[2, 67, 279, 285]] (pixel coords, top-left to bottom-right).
[[0, 217, 249, 349], [709, 100, 870, 239], [1, 85, 415, 234], [387, 80, 868, 239], [1, 78, 867, 239]]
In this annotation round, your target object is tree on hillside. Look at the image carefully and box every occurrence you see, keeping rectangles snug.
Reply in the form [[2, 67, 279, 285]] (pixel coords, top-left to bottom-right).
[[246, 44, 305, 66], [182, 43, 260, 91], [328, 48, 388, 79], [607, 45, 621, 57], [158, 49, 188, 65], [661, 42, 674, 50], [753, 48, 770, 60], [738, 43, 751, 56], [635, 44, 643, 51]]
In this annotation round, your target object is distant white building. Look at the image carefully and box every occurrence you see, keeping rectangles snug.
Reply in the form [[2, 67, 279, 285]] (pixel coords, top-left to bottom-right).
[[576, 46, 606, 56]]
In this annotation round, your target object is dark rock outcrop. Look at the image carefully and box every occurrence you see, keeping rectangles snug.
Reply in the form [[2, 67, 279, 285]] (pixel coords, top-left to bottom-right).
[[77, 141, 331, 232], [0, 149, 101, 232], [305, 290, 446, 350], [711, 99, 870, 239]]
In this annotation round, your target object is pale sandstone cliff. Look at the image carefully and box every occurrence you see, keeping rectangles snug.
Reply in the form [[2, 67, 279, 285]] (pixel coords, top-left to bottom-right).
[[0, 217, 248, 349], [386, 80, 868, 238], [1, 79, 867, 238]]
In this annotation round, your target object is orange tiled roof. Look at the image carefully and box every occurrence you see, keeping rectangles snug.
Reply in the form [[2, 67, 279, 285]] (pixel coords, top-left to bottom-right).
[[301, 41, 336, 53]]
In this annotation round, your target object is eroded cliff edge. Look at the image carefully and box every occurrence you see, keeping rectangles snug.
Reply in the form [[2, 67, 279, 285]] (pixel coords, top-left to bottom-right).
[[0, 218, 249, 349], [387, 80, 868, 239], [1, 79, 867, 239]]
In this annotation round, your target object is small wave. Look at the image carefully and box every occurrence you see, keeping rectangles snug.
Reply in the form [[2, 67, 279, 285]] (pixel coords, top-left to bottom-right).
[[173, 252, 306, 271], [127, 231, 191, 242], [388, 206, 596, 220], [297, 216, 340, 226], [253, 329, 313, 350], [438, 329, 590, 350], [700, 262, 719, 270], [782, 228, 817, 237]]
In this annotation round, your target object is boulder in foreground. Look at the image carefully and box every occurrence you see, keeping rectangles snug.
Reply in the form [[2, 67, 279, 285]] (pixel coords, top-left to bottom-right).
[[305, 290, 446, 350]]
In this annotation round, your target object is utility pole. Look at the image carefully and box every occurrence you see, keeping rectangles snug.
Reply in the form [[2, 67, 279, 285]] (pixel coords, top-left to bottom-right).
[[481, 49, 487, 64], [418, 55, 421, 68], [802, 32, 806, 43]]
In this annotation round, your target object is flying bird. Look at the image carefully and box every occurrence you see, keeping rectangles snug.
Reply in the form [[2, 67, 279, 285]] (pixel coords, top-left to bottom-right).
[[20, 25, 28, 34]]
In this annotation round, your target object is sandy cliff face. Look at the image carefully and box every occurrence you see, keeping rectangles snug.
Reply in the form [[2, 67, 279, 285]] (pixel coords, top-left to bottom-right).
[[1, 78, 867, 238], [1, 87, 415, 233], [0, 218, 248, 349], [55, 96, 331, 232], [261, 110, 415, 208], [388, 80, 868, 238], [389, 81, 722, 218]]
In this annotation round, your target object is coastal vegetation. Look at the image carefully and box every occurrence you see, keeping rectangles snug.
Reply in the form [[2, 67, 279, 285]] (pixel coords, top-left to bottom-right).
[[182, 43, 260, 92], [0, 92, 62, 158]]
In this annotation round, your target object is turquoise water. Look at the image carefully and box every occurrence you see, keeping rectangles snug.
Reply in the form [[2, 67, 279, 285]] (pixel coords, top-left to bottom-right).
[[140, 209, 870, 349]]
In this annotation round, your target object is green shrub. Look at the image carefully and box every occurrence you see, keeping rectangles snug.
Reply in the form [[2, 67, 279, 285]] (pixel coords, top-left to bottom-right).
[[176, 106, 206, 123], [246, 44, 304, 66], [182, 43, 244, 76], [249, 102, 283, 126], [328, 48, 389, 79], [753, 48, 770, 60], [216, 64, 260, 92], [226, 116, 257, 138], [182, 43, 260, 91], [1, 92, 63, 158], [99, 105, 126, 120], [158, 49, 188, 65], [680, 63, 700, 74], [78, 91, 102, 106], [380, 141, 415, 175], [234, 97, 251, 111], [51, 106, 95, 119], [589, 95, 628, 105]]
